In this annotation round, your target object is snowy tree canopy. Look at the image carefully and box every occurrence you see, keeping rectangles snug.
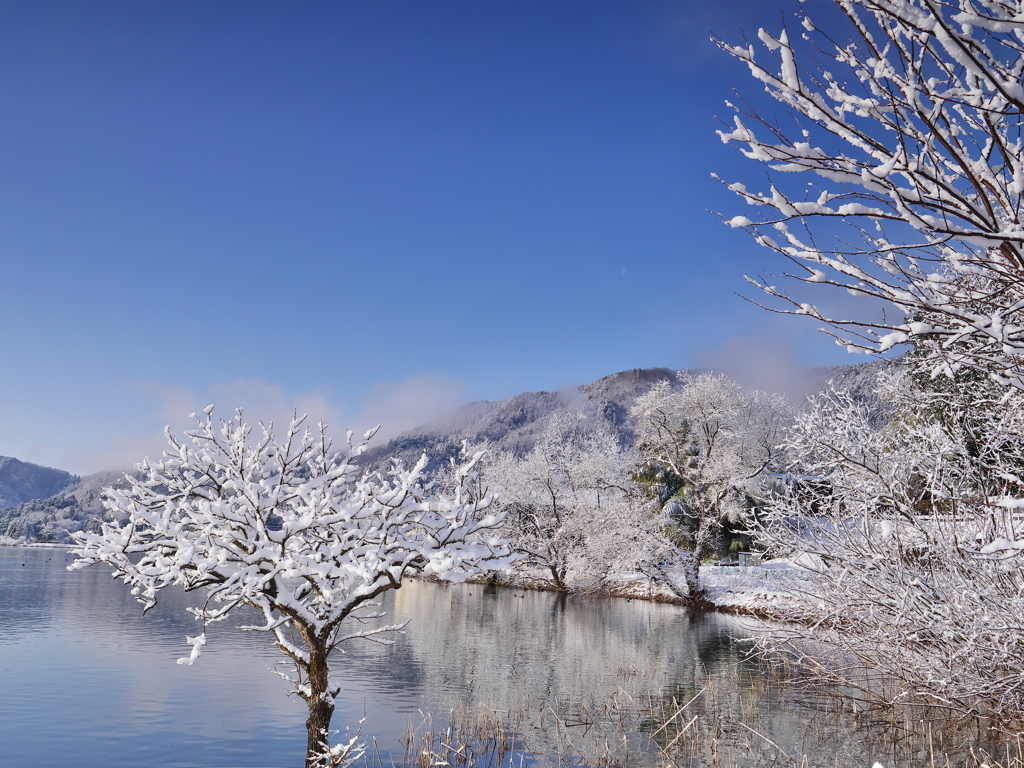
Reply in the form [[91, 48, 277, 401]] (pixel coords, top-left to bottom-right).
[[630, 372, 790, 598], [70, 407, 514, 768], [717, 0, 1024, 387], [483, 410, 650, 592]]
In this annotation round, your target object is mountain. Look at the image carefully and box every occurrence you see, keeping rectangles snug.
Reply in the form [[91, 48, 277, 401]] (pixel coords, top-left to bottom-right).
[[0, 359, 901, 544], [359, 358, 902, 474], [0, 456, 77, 510], [358, 367, 678, 474], [0, 470, 126, 543]]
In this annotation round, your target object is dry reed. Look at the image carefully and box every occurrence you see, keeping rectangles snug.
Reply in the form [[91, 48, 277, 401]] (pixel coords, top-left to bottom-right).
[[368, 665, 1024, 768]]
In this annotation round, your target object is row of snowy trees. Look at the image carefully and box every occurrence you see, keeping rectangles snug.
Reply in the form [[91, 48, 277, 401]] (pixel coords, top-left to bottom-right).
[[476, 372, 791, 601]]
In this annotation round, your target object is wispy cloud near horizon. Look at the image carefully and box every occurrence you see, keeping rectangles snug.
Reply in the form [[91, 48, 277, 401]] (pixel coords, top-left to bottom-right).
[[61, 372, 466, 476]]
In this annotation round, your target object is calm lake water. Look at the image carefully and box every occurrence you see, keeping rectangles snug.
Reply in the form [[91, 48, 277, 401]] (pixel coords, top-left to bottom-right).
[[0, 546, 988, 768]]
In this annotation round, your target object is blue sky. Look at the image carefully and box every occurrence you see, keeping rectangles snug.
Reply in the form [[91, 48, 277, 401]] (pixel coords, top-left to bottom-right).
[[0, 0, 864, 473]]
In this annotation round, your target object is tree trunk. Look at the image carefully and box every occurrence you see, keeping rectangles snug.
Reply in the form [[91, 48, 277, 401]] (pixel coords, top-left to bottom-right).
[[685, 515, 719, 601], [680, 552, 703, 601], [550, 563, 567, 591], [304, 644, 336, 768]]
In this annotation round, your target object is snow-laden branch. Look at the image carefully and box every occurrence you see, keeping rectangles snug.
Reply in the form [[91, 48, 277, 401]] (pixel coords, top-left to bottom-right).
[[717, 0, 1024, 387]]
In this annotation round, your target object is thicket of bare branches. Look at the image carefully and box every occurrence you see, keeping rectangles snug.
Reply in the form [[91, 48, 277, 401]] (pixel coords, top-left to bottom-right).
[[752, 367, 1024, 718]]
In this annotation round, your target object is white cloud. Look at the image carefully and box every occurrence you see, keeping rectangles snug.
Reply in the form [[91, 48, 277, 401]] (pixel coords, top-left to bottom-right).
[[353, 372, 467, 442], [74, 372, 465, 475], [692, 333, 815, 401]]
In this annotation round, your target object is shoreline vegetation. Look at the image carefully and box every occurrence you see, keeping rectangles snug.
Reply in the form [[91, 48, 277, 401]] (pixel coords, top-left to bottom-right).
[[7, 362, 1024, 762], [418, 558, 805, 618], [3, 540, 822, 617], [4, 536, 798, 615], [395, 694, 1024, 768]]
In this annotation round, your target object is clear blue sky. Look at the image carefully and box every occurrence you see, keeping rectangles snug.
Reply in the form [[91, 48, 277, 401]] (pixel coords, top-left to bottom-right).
[[0, 0, 861, 473]]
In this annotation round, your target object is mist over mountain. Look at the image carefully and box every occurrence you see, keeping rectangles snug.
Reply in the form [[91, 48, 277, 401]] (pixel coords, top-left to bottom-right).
[[0, 359, 900, 544]]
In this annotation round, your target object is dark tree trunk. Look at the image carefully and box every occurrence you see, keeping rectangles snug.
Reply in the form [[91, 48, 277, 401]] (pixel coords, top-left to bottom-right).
[[304, 643, 336, 768], [680, 551, 703, 601], [549, 563, 567, 591], [685, 514, 720, 602]]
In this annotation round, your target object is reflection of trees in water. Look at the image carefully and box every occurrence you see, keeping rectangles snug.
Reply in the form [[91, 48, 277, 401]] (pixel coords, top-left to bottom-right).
[[389, 581, 749, 713], [375, 581, 753, 766], [366, 583, 958, 768]]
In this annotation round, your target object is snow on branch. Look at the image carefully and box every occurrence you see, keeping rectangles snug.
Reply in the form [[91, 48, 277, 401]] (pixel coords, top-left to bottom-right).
[[716, 0, 1024, 387]]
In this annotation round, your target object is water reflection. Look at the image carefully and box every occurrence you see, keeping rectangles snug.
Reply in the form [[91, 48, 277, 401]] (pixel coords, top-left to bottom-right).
[[386, 582, 754, 715], [0, 547, 1000, 768]]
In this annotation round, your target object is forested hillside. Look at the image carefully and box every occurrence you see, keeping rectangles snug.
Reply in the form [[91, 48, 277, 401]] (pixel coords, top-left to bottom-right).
[[0, 470, 126, 543], [0, 456, 76, 509]]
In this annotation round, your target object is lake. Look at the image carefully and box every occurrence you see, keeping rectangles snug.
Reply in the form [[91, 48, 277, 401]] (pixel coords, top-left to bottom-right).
[[0, 546, 990, 768]]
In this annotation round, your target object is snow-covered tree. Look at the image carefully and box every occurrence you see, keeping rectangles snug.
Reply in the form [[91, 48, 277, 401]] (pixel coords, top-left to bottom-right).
[[717, 0, 1024, 388], [630, 372, 789, 599], [70, 408, 514, 768], [483, 410, 650, 592], [753, 369, 1024, 718]]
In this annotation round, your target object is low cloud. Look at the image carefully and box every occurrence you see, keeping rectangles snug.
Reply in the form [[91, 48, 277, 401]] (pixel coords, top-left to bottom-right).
[[692, 334, 816, 401], [144, 378, 345, 433], [353, 372, 467, 442], [77, 372, 465, 474]]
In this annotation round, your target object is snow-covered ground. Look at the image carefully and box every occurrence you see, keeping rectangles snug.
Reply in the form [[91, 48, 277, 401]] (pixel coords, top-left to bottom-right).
[[598, 558, 809, 615], [700, 560, 809, 614]]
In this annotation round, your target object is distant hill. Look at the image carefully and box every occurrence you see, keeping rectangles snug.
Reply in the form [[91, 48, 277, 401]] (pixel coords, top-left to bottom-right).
[[0, 359, 901, 544], [358, 367, 678, 474], [0, 456, 76, 509], [0, 470, 127, 544]]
